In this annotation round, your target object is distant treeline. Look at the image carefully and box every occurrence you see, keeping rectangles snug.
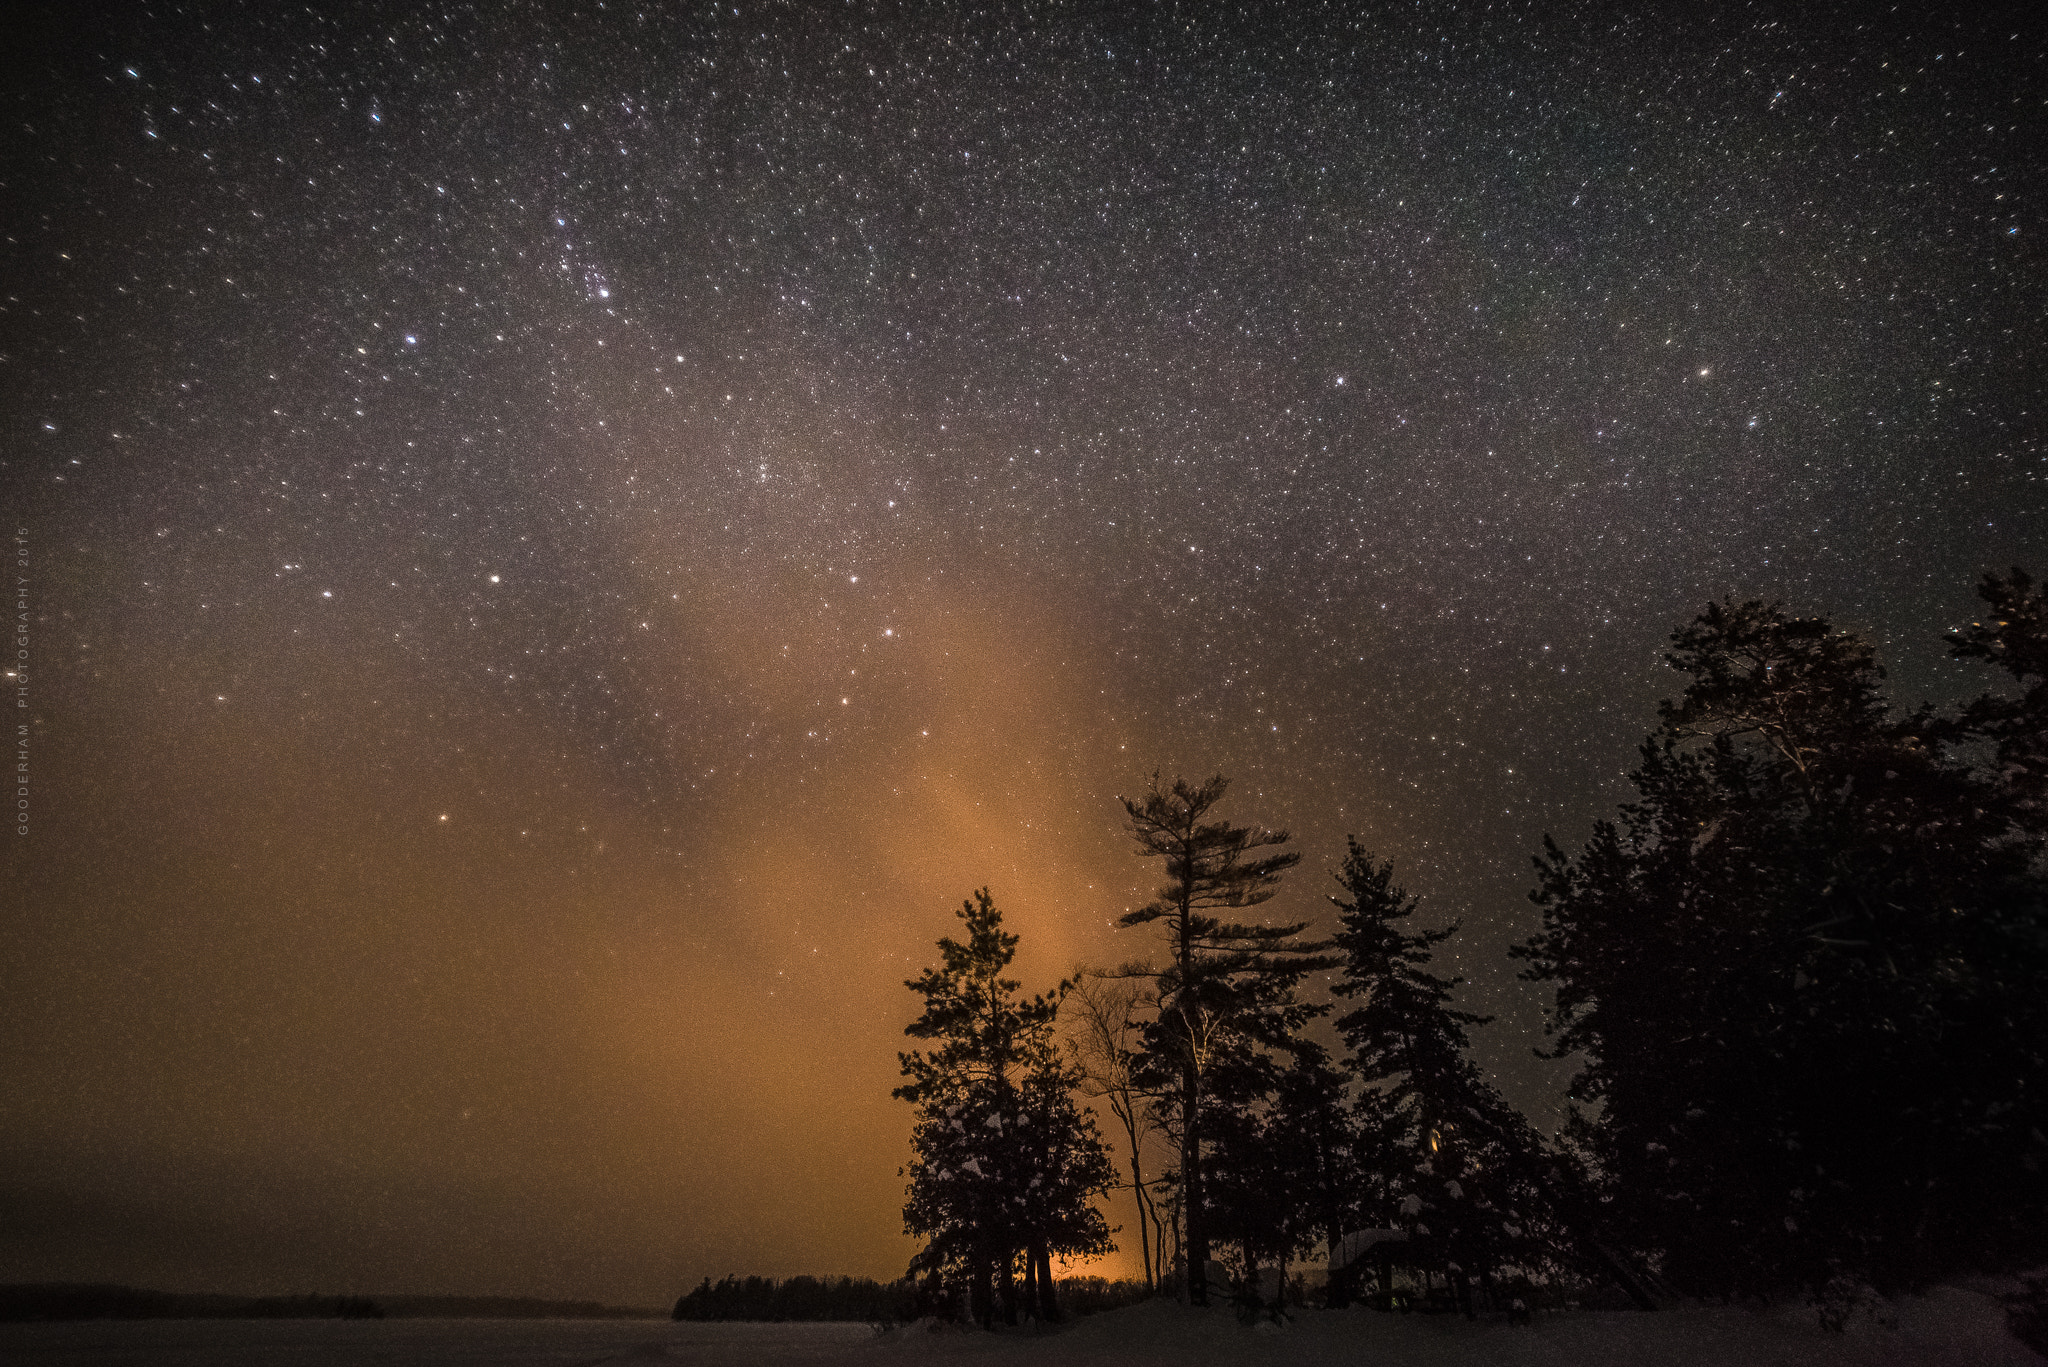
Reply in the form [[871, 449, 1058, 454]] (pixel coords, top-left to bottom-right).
[[0, 1285, 659, 1323], [1036, 1277, 1155, 1317], [672, 1275, 916, 1322], [671, 1273, 1152, 1322]]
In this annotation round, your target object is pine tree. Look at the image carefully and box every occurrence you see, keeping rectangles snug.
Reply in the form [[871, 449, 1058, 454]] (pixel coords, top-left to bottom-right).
[[897, 890, 1115, 1325], [1330, 842, 1562, 1310], [1010, 1055, 1119, 1320], [1205, 1040, 1358, 1310], [1116, 774, 1336, 1305], [1519, 594, 2048, 1296], [1271, 1042, 1362, 1303], [1950, 567, 2048, 830], [1937, 568, 2048, 1274], [1200, 1087, 1290, 1304]]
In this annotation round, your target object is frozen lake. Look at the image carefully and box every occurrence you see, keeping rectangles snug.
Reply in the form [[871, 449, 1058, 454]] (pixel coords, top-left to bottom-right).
[[0, 1292, 2036, 1367], [0, 1318, 885, 1366]]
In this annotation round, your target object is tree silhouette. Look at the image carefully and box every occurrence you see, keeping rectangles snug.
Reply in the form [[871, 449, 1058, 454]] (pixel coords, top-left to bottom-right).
[[1064, 968, 1171, 1288], [1205, 1038, 1356, 1311], [1519, 593, 2048, 1295], [1115, 774, 1335, 1306], [1949, 567, 2048, 829], [897, 890, 1115, 1325], [1331, 842, 1564, 1311]]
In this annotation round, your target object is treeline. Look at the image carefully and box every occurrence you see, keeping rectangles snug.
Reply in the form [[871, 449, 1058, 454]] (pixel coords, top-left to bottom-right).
[[670, 1274, 913, 1322], [894, 568, 2048, 1326], [1047, 1276, 1157, 1317], [0, 1286, 383, 1322], [668, 1273, 1155, 1323]]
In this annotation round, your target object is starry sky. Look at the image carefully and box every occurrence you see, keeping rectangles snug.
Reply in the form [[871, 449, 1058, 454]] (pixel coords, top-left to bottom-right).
[[3, 1, 2042, 1308]]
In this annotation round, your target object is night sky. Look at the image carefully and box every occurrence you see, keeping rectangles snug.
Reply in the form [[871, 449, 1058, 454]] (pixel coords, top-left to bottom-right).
[[4, 2, 2041, 1308]]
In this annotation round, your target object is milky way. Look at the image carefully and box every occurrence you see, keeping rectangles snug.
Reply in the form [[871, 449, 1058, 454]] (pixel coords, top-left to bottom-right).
[[3, 4, 2041, 1304]]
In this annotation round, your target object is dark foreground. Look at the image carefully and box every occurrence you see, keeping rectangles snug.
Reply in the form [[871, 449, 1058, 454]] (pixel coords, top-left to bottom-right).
[[0, 1287, 2038, 1367]]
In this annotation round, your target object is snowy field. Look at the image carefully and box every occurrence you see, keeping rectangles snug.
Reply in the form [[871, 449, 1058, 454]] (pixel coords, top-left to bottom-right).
[[1, 1289, 2039, 1367], [0, 1318, 873, 1366]]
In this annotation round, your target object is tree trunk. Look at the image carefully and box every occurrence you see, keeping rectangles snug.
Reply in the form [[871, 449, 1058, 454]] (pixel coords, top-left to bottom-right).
[[1034, 1241, 1060, 1322], [1021, 1243, 1039, 1321], [1325, 1218, 1348, 1308], [1182, 1055, 1207, 1306], [997, 1248, 1018, 1326], [970, 1246, 994, 1329], [1154, 1188, 1173, 1287], [1127, 1131, 1154, 1289], [1179, 893, 1207, 1308]]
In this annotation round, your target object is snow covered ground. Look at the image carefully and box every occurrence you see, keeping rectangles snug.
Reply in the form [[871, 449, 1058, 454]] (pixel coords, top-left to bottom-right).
[[0, 1318, 874, 1366], [1, 1286, 2038, 1367], [904, 1287, 2044, 1367]]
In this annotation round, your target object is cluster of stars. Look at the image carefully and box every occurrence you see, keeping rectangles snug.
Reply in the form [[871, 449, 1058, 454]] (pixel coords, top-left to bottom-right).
[[3, 1, 2039, 1304]]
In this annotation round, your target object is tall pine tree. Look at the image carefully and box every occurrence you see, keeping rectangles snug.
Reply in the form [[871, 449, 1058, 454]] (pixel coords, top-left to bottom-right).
[[1116, 774, 1335, 1306]]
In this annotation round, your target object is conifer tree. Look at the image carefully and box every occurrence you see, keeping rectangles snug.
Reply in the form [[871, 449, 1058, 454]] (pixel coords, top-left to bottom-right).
[[1950, 567, 2048, 830], [1519, 594, 2048, 1296], [1270, 1042, 1362, 1303], [1330, 842, 1561, 1308], [897, 890, 1115, 1325], [1205, 1040, 1358, 1309], [1116, 774, 1335, 1305], [1010, 1053, 1119, 1320], [1200, 1090, 1292, 1299]]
